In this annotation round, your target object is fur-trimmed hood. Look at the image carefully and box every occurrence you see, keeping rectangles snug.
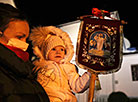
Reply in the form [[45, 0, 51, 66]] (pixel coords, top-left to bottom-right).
[[29, 26, 74, 64]]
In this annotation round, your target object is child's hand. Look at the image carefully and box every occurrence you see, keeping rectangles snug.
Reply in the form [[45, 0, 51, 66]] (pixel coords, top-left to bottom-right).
[[87, 70, 97, 80], [87, 71, 91, 77]]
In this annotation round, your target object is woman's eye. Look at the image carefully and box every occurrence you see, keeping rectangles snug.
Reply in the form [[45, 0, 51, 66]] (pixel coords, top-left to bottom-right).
[[16, 34, 26, 40], [16, 36, 23, 39]]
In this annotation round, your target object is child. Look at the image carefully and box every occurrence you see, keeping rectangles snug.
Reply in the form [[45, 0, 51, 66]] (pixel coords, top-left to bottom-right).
[[30, 26, 92, 102]]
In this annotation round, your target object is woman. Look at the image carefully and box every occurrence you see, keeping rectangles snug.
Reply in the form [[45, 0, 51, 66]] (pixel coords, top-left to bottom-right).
[[0, 3, 49, 102]]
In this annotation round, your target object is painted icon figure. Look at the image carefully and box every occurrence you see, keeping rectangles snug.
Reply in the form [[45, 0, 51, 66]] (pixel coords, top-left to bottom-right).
[[88, 30, 111, 57]]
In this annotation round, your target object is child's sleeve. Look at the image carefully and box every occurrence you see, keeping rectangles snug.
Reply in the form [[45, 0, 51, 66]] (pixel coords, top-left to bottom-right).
[[67, 64, 91, 93]]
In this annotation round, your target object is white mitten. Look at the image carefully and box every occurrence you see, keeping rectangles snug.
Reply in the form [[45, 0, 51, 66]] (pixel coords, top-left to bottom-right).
[[33, 46, 44, 61]]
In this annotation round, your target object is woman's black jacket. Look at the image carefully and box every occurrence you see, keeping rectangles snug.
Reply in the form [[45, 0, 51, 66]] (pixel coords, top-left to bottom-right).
[[0, 44, 50, 102]]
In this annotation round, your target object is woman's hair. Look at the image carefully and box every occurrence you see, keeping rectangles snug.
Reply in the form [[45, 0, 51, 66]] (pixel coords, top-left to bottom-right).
[[0, 3, 28, 32]]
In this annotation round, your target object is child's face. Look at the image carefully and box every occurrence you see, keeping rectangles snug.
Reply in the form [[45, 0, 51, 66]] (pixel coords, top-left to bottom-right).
[[48, 45, 65, 63]]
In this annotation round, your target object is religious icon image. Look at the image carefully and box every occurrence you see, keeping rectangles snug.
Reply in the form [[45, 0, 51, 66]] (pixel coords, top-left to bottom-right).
[[76, 17, 122, 72], [88, 30, 111, 57]]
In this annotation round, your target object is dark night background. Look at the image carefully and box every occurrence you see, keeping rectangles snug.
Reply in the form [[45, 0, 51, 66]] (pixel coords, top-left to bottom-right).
[[14, 0, 138, 49]]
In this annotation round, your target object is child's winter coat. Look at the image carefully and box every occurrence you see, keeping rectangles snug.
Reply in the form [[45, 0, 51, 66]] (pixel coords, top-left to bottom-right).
[[30, 26, 91, 102]]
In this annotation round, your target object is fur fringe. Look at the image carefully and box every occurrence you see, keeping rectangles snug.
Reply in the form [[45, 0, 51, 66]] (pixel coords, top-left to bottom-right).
[[29, 26, 74, 63]]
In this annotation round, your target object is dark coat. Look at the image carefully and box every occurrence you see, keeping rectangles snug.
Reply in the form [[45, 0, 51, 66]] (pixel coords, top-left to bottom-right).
[[0, 44, 50, 102]]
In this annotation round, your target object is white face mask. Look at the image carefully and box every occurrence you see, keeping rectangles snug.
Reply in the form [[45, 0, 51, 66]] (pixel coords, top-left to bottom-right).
[[7, 38, 29, 51]]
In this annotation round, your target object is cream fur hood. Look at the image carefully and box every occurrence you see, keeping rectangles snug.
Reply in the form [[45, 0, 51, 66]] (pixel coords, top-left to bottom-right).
[[30, 26, 74, 64]]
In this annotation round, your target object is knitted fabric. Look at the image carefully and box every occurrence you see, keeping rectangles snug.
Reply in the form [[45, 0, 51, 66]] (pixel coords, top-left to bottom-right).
[[45, 36, 65, 59]]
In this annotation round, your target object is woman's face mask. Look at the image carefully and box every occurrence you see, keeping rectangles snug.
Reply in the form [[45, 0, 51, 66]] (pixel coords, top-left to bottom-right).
[[7, 38, 29, 51]]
